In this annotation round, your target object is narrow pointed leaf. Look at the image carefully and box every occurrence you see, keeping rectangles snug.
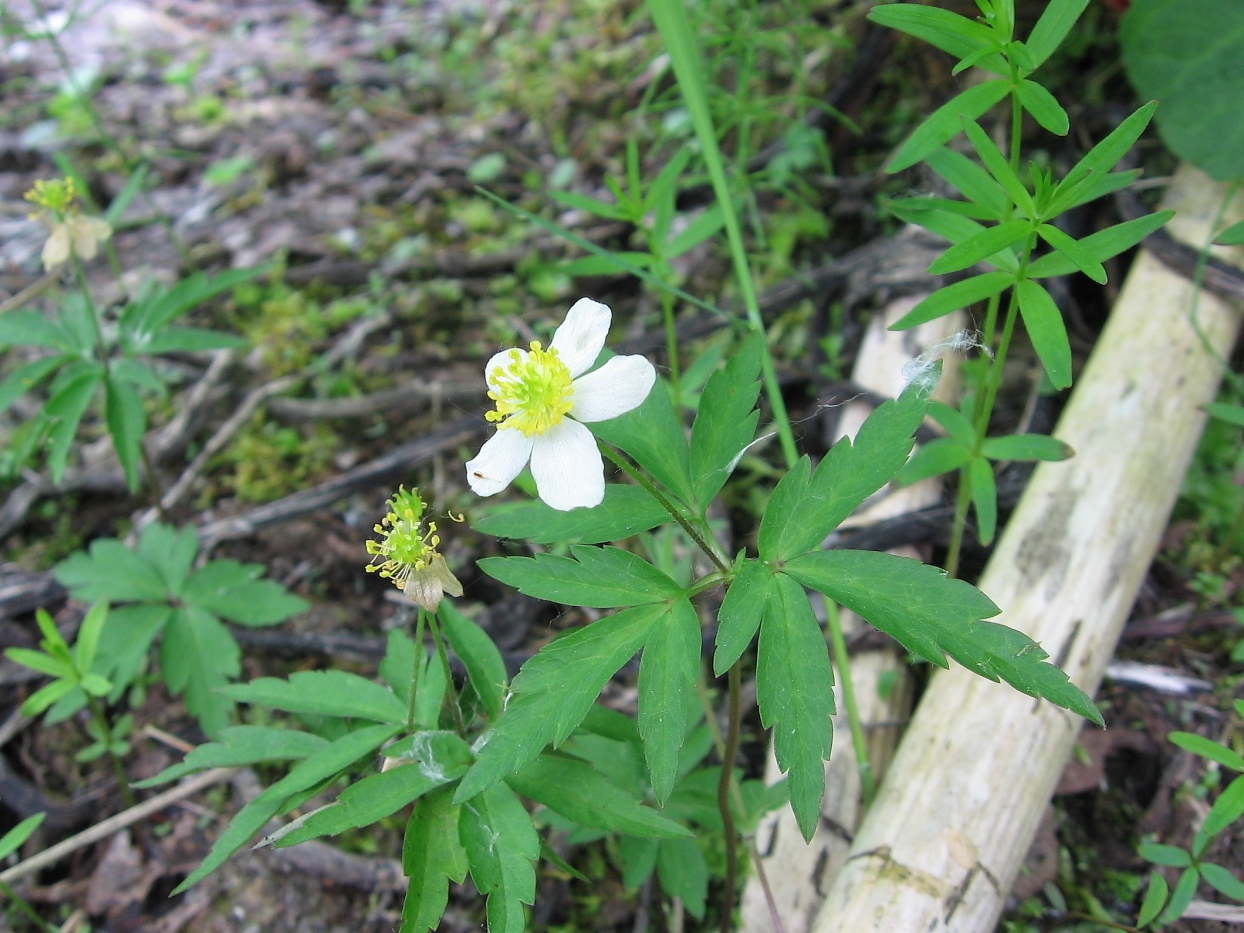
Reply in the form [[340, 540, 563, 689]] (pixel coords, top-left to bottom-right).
[[1204, 774, 1244, 835], [134, 726, 329, 787], [1015, 279, 1072, 389], [1037, 224, 1107, 283], [440, 602, 507, 721], [970, 455, 998, 546], [689, 331, 762, 506], [1016, 79, 1069, 135], [44, 367, 103, 482], [401, 786, 468, 932], [928, 219, 1030, 275], [1027, 211, 1173, 278], [460, 782, 539, 933], [1136, 872, 1168, 927], [867, 4, 997, 61], [924, 147, 1009, 217], [1026, 0, 1090, 68], [714, 559, 775, 675], [478, 546, 682, 608], [592, 378, 694, 506], [637, 598, 700, 803], [757, 574, 834, 841], [895, 437, 974, 486], [1168, 731, 1244, 771], [980, 433, 1073, 462], [455, 603, 664, 803], [1057, 101, 1157, 197], [962, 119, 1036, 218], [0, 812, 46, 860], [104, 374, 146, 492], [888, 80, 1011, 173]]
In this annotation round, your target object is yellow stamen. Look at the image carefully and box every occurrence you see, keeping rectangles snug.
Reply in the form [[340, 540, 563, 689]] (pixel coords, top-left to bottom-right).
[[485, 341, 574, 437]]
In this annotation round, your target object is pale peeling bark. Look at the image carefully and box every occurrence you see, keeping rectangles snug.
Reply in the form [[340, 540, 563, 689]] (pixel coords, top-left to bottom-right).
[[739, 296, 964, 933], [809, 165, 1244, 933]]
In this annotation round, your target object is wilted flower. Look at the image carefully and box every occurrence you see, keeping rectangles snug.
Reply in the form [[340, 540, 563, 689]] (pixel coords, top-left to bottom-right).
[[466, 298, 656, 511], [366, 487, 462, 611], [24, 177, 112, 272]]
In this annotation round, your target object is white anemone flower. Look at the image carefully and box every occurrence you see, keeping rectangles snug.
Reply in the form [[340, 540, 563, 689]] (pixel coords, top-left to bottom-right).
[[466, 298, 656, 511]]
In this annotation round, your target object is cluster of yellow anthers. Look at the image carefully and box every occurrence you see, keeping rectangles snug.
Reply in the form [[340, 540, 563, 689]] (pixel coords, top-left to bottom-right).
[[365, 486, 463, 612], [24, 177, 111, 272]]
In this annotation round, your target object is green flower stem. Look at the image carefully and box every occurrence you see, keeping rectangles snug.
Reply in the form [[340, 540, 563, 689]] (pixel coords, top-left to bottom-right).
[[0, 878, 58, 933], [944, 472, 975, 580], [660, 287, 682, 404], [824, 599, 876, 807], [598, 443, 730, 574], [718, 660, 742, 933], [405, 608, 427, 734], [428, 611, 466, 737], [85, 694, 134, 810]]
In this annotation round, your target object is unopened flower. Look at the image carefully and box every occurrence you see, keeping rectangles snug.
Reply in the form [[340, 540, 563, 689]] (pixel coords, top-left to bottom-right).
[[366, 487, 462, 611], [24, 177, 111, 272], [466, 298, 656, 511]]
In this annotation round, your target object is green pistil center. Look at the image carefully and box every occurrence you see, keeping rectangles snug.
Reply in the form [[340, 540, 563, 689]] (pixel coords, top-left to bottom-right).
[[486, 341, 574, 436]]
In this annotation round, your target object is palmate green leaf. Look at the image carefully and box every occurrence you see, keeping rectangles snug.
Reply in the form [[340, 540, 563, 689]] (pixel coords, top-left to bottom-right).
[[54, 537, 168, 603], [508, 753, 690, 838], [890, 272, 1013, 330], [478, 546, 682, 608], [592, 378, 694, 507], [1027, 211, 1174, 278], [163, 606, 239, 738], [473, 484, 666, 544], [439, 602, 507, 721], [928, 219, 1031, 275], [867, 5, 1004, 73], [44, 366, 103, 482], [455, 603, 665, 803], [181, 560, 307, 626], [1016, 79, 1069, 135], [1026, 0, 1090, 69], [896, 436, 974, 486], [94, 605, 168, 704], [757, 573, 834, 841], [460, 782, 539, 933], [0, 356, 65, 414], [272, 733, 473, 847], [1037, 224, 1106, 284], [637, 598, 699, 804], [1122, 2, 1244, 181], [887, 80, 1011, 173], [219, 670, 407, 724], [172, 722, 399, 894], [980, 433, 1073, 462], [714, 558, 775, 675], [135, 725, 329, 787], [1015, 279, 1072, 389], [104, 373, 146, 491], [970, 455, 998, 546], [657, 837, 709, 919], [688, 331, 762, 507], [135, 523, 198, 596], [0, 812, 45, 860], [759, 381, 929, 562], [401, 785, 468, 933], [924, 147, 1009, 218], [783, 550, 1103, 724]]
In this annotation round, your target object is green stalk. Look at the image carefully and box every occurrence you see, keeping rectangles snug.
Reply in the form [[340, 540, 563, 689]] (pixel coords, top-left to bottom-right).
[[824, 600, 876, 807], [428, 611, 466, 737], [85, 695, 134, 810], [717, 661, 742, 933], [405, 608, 427, 733], [0, 878, 59, 933]]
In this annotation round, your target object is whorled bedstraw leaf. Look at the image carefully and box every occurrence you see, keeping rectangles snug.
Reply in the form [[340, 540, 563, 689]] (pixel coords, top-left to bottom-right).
[[439, 602, 508, 721], [887, 80, 1011, 173], [401, 785, 468, 933], [0, 812, 46, 861], [478, 546, 683, 608], [980, 433, 1073, 462], [714, 558, 775, 676], [1036, 224, 1106, 284], [269, 732, 473, 848], [1051, 101, 1157, 208], [895, 436, 974, 487], [460, 782, 539, 933], [890, 272, 1014, 331], [1200, 861, 1244, 901], [1158, 866, 1200, 925], [927, 219, 1031, 275], [135, 725, 329, 788], [172, 722, 400, 893], [757, 573, 835, 841], [1136, 871, 1169, 928], [688, 331, 762, 508], [924, 147, 1009, 218], [1015, 279, 1072, 389], [961, 119, 1036, 219], [591, 377, 694, 507], [1025, 0, 1090, 69], [454, 603, 666, 804], [507, 753, 690, 838], [783, 550, 1103, 724], [1167, 731, 1244, 771], [637, 597, 700, 804], [1026, 211, 1173, 278], [867, 4, 1000, 68], [1015, 79, 1069, 135], [759, 380, 930, 562], [474, 484, 667, 544], [218, 670, 407, 724], [970, 455, 998, 546], [1204, 773, 1244, 836]]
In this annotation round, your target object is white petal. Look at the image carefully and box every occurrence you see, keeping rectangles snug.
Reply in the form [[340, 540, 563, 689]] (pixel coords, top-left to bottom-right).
[[42, 226, 70, 270], [550, 298, 611, 377], [530, 419, 604, 510], [484, 347, 527, 392], [569, 355, 656, 423], [466, 428, 534, 497]]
